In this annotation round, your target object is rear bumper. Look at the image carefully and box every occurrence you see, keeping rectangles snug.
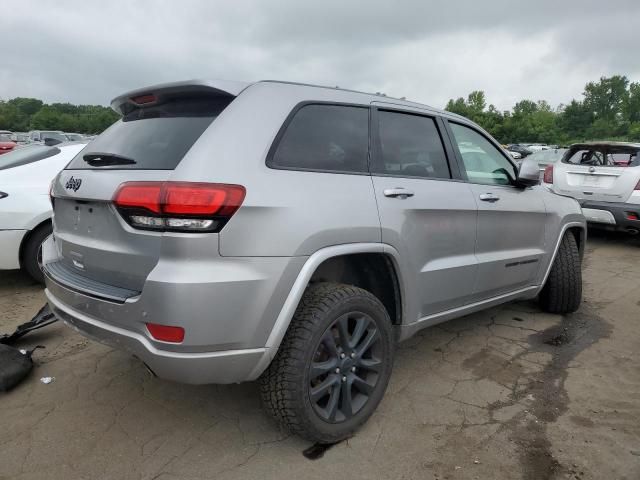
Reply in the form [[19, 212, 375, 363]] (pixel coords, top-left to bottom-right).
[[41, 235, 306, 384], [0, 229, 26, 269], [46, 288, 266, 384], [580, 200, 640, 231]]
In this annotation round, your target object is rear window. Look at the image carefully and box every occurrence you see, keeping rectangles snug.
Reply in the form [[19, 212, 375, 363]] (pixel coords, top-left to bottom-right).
[[0, 145, 60, 171], [563, 146, 640, 167], [66, 96, 231, 170], [268, 104, 369, 174]]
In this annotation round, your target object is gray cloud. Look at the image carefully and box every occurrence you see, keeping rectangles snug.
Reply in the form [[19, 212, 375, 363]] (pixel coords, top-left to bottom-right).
[[2, 0, 639, 110]]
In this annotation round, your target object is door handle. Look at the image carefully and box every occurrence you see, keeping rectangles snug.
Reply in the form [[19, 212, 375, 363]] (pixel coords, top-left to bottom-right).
[[479, 193, 500, 203], [384, 188, 414, 199]]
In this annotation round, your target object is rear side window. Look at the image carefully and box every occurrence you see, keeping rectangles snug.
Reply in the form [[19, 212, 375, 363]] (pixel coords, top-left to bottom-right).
[[374, 110, 450, 179], [268, 104, 369, 173], [66, 96, 231, 170], [0, 145, 60, 171]]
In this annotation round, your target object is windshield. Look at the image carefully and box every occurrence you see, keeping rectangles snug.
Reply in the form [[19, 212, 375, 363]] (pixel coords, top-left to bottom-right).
[[0, 145, 60, 170], [0, 134, 13, 142], [65, 133, 83, 141]]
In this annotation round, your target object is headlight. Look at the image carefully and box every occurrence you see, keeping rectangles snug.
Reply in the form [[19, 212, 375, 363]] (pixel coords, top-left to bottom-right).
[[0, 191, 7, 199]]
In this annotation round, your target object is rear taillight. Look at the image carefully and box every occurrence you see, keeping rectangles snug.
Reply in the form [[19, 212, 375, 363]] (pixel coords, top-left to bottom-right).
[[146, 323, 185, 343], [635, 179, 640, 191], [113, 182, 245, 232], [543, 164, 554, 184]]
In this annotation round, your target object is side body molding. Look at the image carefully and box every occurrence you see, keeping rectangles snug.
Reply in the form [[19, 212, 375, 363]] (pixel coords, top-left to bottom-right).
[[247, 242, 403, 379]]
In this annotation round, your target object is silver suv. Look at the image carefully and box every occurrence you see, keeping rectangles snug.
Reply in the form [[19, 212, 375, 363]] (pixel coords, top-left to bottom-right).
[[43, 80, 586, 443]]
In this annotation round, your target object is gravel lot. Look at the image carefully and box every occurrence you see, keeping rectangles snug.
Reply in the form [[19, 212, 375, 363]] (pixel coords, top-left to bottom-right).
[[1, 230, 639, 480]]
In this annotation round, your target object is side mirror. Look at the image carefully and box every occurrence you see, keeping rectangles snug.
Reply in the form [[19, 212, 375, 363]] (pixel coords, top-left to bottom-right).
[[516, 156, 540, 187]]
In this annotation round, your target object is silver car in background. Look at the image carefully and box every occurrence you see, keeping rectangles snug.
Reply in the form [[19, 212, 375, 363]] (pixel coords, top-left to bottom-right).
[[43, 79, 585, 443], [544, 142, 640, 233]]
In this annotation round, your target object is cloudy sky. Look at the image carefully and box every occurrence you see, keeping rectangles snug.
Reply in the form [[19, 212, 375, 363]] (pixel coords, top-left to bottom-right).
[[2, 0, 639, 111]]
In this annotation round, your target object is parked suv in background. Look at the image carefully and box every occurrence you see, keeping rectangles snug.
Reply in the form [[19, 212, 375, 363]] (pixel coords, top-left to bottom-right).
[[44, 80, 585, 443], [544, 142, 640, 234]]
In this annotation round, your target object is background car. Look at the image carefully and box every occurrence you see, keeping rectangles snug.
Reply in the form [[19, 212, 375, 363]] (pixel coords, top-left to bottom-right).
[[10, 132, 30, 145], [506, 144, 533, 158], [28, 130, 68, 145], [508, 150, 522, 159], [526, 148, 566, 179], [64, 132, 85, 141], [544, 142, 640, 233], [0, 141, 88, 282], [0, 132, 17, 155]]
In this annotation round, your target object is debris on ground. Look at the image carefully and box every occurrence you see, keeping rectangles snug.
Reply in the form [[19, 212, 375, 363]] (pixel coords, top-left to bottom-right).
[[0, 344, 42, 392], [0, 304, 57, 345], [40, 376, 55, 385]]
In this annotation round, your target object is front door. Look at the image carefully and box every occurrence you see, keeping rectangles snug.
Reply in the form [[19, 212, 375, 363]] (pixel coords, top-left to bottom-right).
[[446, 121, 547, 299]]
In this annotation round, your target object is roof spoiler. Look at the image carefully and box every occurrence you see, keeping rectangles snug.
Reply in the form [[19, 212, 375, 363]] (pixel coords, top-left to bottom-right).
[[110, 79, 251, 115]]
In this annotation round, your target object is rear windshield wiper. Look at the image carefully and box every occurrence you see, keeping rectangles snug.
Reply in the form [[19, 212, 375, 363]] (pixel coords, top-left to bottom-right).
[[83, 153, 137, 167]]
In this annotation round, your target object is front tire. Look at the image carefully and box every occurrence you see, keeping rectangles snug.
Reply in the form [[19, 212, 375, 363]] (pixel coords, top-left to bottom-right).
[[260, 282, 394, 443], [22, 223, 52, 284], [539, 231, 582, 313]]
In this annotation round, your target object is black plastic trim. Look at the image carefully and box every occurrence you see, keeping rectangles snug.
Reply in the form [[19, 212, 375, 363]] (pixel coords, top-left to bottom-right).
[[44, 261, 140, 304]]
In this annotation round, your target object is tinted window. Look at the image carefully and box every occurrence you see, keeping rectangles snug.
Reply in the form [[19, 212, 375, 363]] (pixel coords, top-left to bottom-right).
[[375, 111, 450, 179], [449, 122, 517, 185], [269, 104, 369, 173], [66, 96, 231, 170], [0, 145, 60, 171]]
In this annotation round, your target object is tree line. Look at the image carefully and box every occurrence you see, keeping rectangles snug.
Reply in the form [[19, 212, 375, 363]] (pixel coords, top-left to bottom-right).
[[446, 75, 640, 145], [1, 75, 638, 142], [0, 97, 119, 134]]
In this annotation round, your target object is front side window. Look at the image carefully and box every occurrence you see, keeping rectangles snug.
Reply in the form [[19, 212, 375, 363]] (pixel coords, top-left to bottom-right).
[[374, 110, 450, 179], [268, 104, 369, 173], [449, 122, 516, 185]]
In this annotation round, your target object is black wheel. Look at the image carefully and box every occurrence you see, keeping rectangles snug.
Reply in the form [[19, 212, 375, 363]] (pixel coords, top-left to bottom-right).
[[539, 231, 582, 314], [22, 223, 52, 284], [260, 282, 394, 443]]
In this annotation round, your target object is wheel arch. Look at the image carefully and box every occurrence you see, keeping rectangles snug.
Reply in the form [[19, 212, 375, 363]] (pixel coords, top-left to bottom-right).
[[248, 243, 404, 379], [537, 221, 586, 293]]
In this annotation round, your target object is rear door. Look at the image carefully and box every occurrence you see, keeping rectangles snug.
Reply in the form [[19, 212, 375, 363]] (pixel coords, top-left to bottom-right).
[[370, 106, 478, 320], [446, 121, 547, 299], [51, 88, 235, 291], [553, 145, 640, 202]]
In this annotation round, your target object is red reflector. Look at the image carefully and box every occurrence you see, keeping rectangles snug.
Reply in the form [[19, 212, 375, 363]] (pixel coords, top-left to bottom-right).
[[146, 323, 185, 343], [627, 212, 639, 221], [114, 183, 162, 214], [131, 94, 157, 105], [543, 164, 554, 184]]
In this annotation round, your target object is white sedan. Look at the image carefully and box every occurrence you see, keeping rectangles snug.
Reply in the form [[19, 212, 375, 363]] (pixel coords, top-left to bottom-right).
[[0, 141, 87, 282]]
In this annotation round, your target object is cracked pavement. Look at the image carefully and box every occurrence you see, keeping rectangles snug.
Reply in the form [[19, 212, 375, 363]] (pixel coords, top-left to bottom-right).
[[1, 230, 639, 480]]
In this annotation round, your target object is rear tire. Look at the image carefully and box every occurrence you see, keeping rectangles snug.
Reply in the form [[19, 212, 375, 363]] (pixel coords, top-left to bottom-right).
[[539, 231, 582, 314], [22, 223, 52, 284], [260, 282, 394, 444]]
